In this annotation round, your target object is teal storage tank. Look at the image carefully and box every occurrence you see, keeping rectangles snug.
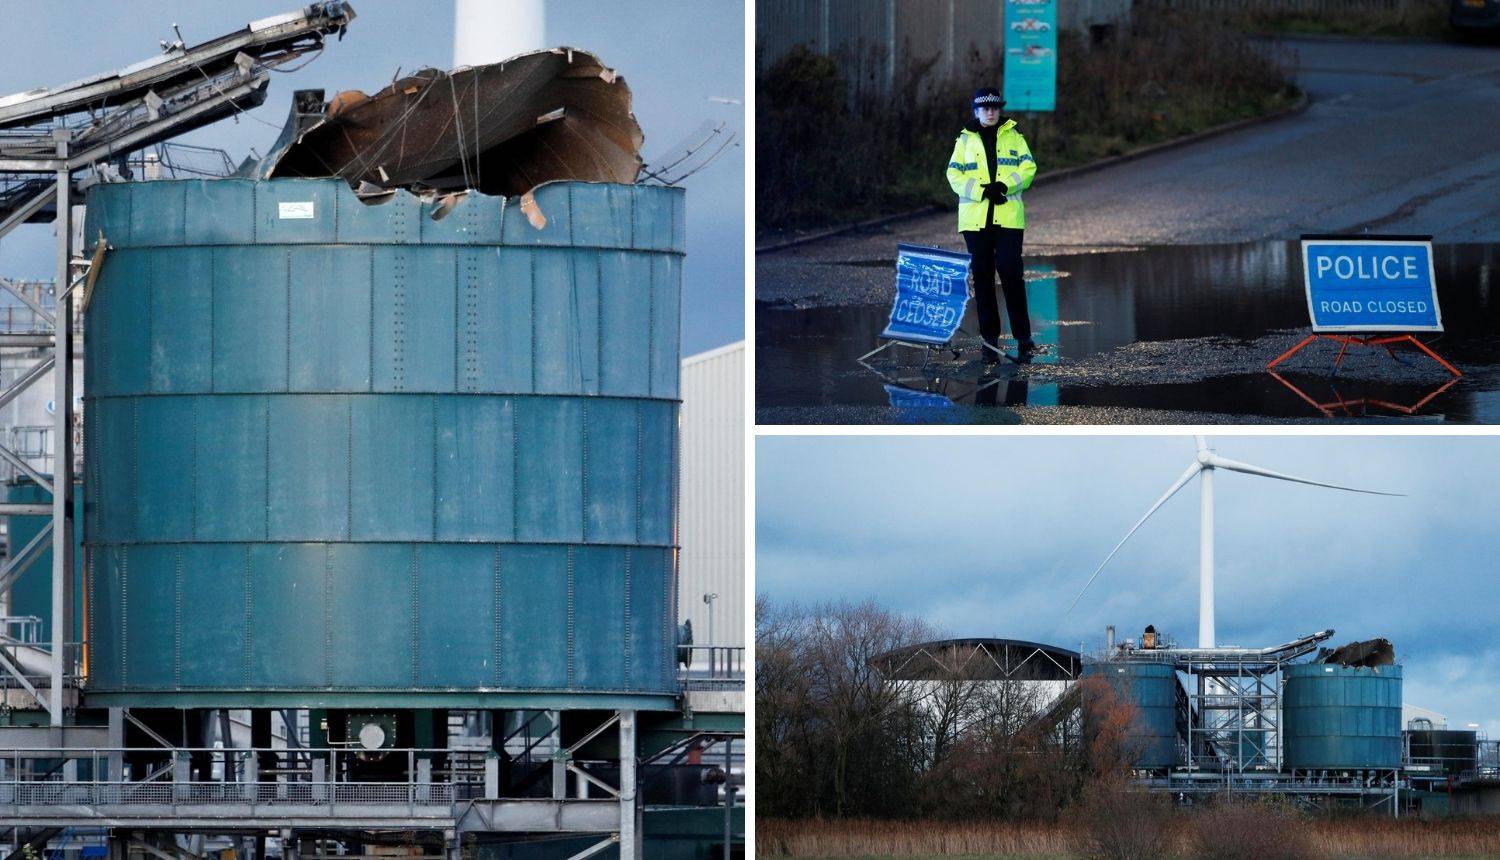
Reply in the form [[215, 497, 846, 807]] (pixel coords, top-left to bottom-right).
[[1283, 663, 1402, 770], [5, 479, 83, 643], [80, 178, 684, 710], [1082, 661, 1178, 769]]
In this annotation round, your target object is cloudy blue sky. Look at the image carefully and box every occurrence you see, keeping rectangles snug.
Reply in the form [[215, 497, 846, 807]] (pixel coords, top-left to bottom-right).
[[758, 435, 1500, 734], [0, 0, 744, 355]]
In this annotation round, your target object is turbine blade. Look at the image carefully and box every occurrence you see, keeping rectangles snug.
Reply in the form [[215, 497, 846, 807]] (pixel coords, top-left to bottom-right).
[[1195, 435, 1209, 453], [1062, 461, 1202, 620], [1206, 455, 1404, 496]]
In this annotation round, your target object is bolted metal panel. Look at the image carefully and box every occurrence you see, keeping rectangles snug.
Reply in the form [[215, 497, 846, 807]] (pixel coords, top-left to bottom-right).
[[82, 178, 683, 704], [1083, 662, 1179, 769], [1283, 663, 1403, 770]]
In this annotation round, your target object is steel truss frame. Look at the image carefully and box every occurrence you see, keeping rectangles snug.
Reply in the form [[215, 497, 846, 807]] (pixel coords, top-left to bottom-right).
[[0, 138, 76, 727], [1179, 656, 1284, 774]]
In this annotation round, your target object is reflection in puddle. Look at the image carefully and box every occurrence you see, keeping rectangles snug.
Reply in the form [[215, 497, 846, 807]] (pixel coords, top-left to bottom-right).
[[757, 241, 1500, 423], [1268, 372, 1463, 418]]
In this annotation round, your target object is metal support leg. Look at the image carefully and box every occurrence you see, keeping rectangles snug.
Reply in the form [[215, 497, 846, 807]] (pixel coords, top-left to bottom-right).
[[483, 752, 499, 799], [1266, 333, 1317, 370], [856, 340, 896, 363], [724, 737, 733, 860], [172, 752, 190, 802], [549, 710, 564, 800], [443, 829, 459, 860], [218, 709, 235, 782], [49, 155, 72, 727], [619, 710, 639, 860], [416, 757, 432, 803]]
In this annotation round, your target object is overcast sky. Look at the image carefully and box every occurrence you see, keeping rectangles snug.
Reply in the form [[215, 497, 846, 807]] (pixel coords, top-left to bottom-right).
[[0, 0, 744, 355], [758, 435, 1500, 734]]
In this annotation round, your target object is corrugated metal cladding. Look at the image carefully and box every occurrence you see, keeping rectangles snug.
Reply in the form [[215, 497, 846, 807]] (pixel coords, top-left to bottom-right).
[[677, 342, 744, 649], [1283, 663, 1403, 770], [81, 178, 684, 707], [758, 0, 1132, 102]]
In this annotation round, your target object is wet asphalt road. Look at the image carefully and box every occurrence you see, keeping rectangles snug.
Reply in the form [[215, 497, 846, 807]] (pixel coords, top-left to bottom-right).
[[755, 38, 1500, 424]]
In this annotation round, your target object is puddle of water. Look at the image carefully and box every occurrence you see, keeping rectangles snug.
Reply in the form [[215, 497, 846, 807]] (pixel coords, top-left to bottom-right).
[[756, 241, 1500, 423]]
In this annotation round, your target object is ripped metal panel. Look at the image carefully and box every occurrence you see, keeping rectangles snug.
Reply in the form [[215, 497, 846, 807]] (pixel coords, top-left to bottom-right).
[[261, 48, 643, 197], [1317, 637, 1395, 667]]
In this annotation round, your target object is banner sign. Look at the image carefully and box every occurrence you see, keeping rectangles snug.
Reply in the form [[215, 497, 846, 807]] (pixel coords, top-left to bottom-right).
[[1301, 236, 1441, 333], [1003, 0, 1057, 112], [880, 243, 971, 346]]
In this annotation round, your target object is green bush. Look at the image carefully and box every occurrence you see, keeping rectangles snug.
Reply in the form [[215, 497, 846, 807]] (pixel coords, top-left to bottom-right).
[[756, 11, 1298, 233]]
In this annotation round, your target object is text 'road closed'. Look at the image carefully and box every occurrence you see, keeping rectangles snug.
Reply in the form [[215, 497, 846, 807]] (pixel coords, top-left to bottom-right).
[[1302, 239, 1441, 332]]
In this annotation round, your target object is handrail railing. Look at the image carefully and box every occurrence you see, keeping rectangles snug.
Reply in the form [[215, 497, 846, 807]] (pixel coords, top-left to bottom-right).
[[0, 616, 43, 646], [677, 645, 745, 688], [0, 780, 467, 811]]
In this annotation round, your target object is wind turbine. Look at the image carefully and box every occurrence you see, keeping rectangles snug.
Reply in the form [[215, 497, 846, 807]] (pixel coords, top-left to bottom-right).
[[1066, 436, 1402, 648]]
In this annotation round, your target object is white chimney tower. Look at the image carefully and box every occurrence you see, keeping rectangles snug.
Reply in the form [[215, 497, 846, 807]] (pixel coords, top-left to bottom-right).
[[454, 0, 545, 68]]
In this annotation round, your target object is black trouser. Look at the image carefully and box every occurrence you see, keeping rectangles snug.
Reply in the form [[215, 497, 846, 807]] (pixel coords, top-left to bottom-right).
[[962, 225, 1031, 352]]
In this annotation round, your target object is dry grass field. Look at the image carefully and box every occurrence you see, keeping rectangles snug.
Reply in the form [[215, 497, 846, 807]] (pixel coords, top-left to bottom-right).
[[760, 816, 1500, 859]]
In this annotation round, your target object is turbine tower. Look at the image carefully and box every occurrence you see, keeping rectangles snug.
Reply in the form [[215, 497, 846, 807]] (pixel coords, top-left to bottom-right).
[[1067, 437, 1401, 648]]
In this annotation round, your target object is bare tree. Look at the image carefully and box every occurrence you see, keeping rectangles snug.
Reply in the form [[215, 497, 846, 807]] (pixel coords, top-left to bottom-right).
[[755, 599, 937, 817], [756, 598, 1166, 827]]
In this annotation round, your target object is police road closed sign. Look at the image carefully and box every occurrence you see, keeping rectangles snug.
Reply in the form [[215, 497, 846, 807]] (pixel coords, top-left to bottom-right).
[[1301, 237, 1441, 333], [881, 243, 971, 345]]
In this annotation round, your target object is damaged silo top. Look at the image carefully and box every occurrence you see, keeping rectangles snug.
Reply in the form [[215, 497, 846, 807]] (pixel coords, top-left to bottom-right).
[[1317, 637, 1395, 667], [249, 47, 644, 198]]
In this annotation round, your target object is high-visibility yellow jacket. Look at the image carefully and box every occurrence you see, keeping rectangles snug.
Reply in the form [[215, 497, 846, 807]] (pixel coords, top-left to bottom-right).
[[945, 119, 1036, 231]]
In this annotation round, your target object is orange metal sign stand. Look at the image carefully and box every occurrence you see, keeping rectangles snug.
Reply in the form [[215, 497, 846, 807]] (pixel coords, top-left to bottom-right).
[[1266, 333, 1462, 378]]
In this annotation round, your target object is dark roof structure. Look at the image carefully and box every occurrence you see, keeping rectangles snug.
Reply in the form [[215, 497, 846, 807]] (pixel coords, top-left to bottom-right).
[[872, 637, 1081, 682]]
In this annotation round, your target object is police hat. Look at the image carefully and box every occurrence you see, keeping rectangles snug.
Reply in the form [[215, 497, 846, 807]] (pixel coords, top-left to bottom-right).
[[972, 87, 1005, 109]]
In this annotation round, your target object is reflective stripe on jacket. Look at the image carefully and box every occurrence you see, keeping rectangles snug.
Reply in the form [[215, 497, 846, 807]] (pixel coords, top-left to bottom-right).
[[944, 119, 1036, 231]]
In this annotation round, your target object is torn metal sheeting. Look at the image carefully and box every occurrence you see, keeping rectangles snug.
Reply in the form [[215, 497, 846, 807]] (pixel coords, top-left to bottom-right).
[[1317, 637, 1395, 667], [258, 47, 643, 198]]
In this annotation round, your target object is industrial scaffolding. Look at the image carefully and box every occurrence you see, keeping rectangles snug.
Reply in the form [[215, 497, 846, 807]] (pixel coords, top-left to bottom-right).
[[1090, 629, 1403, 815]]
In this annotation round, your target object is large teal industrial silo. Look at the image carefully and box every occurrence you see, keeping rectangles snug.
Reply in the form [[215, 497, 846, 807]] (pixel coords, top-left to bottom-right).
[[1283, 663, 1402, 770], [1082, 661, 1179, 769], [81, 177, 683, 710]]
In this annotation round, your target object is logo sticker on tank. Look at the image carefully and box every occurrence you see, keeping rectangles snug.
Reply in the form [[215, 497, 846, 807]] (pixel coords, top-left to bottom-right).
[[278, 201, 316, 219]]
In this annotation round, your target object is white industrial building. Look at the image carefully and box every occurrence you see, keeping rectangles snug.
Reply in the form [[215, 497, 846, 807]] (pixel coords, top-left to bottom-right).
[[677, 340, 745, 648]]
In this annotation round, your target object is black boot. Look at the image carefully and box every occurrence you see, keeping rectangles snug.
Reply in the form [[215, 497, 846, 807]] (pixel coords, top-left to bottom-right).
[[1007, 340, 1037, 365]]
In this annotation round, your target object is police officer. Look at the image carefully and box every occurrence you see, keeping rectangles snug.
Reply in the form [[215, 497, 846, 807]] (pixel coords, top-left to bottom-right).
[[945, 87, 1037, 362]]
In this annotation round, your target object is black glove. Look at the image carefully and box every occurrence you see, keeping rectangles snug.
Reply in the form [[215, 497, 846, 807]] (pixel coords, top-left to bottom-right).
[[983, 182, 1008, 204]]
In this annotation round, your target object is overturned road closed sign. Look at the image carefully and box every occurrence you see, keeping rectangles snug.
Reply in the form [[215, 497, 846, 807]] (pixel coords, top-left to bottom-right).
[[1301, 235, 1441, 332], [881, 243, 971, 346]]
